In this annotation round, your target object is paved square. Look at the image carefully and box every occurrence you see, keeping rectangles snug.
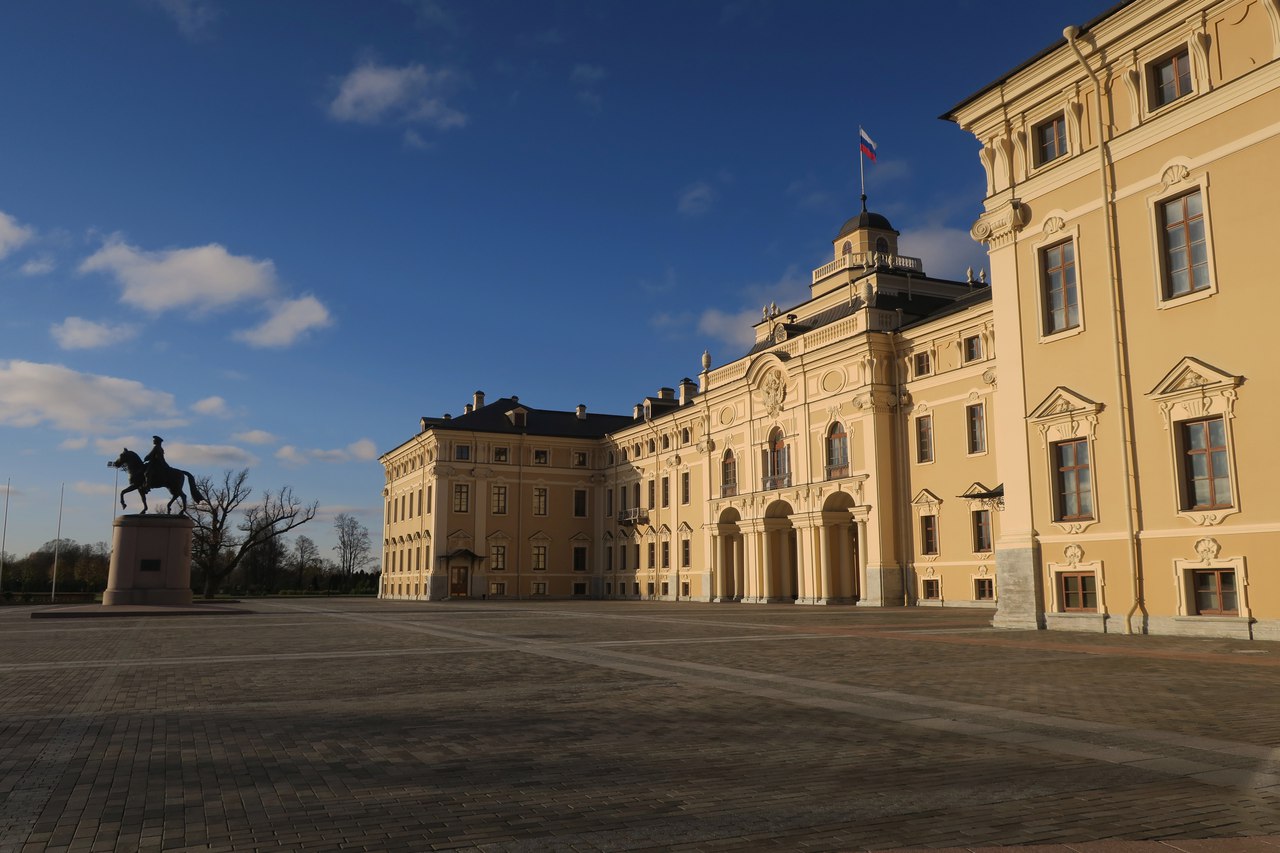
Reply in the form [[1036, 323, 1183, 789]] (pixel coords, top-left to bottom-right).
[[2, 600, 1279, 852]]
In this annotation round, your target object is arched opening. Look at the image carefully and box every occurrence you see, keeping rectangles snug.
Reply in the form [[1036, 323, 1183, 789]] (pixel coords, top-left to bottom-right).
[[842, 240, 852, 256], [715, 507, 744, 602], [821, 491, 860, 603], [764, 500, 798, 602], [825, 422, 849, 479], [721, 448, 738, 498], [764, 428, 790, 490], [875, 236, 889, 254]]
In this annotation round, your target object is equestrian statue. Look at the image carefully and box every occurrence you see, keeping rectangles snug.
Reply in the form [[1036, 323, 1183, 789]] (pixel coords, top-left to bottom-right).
[[110, 436, 206, 514]]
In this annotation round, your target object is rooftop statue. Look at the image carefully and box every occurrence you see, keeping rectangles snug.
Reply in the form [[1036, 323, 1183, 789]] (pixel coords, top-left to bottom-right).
[[109, 436, 207, 515]]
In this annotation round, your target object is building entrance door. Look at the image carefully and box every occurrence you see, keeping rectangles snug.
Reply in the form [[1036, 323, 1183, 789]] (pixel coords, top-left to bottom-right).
[[449, 565, 469, 597]]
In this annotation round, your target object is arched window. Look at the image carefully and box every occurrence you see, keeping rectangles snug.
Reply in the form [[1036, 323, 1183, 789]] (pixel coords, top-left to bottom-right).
[[633, 443, 641, 458], [826, 422, 849, 479], [764, 428, 790, 490], [875, 236, 889, 254], [842, 240, 852, 256], [721, 449, 738, 498]]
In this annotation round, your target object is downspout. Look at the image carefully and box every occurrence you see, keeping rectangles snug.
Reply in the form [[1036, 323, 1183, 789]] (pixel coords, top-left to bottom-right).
[[893, 316, 912, 607], [1064, 26, 1146, 633]]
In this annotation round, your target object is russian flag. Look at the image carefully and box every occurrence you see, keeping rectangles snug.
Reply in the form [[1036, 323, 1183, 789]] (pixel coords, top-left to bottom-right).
[[859, 127, 877, 162]]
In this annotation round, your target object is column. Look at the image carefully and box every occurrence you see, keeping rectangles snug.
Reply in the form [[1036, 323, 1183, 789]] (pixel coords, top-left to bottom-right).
[[733, 534, 744, 601]]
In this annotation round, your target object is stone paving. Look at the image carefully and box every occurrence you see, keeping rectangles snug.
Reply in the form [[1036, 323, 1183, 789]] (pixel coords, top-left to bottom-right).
[[1, 598, 1279, 852]]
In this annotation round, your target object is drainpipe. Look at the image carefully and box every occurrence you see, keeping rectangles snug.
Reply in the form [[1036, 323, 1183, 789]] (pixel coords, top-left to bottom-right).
[[1064, 26, 1146, 633]]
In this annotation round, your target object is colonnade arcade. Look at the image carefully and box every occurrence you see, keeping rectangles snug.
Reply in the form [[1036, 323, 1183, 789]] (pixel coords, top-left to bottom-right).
[[710, 490, 868, 605]]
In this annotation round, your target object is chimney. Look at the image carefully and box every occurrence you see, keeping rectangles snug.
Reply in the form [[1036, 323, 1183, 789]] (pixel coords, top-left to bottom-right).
[[473, 390, 485, 409], [575, 404, 587, 420], [678, 377, 697, 405], [658, 387, 675, 401], [511, 395, 519, 403], [443, 413, 451, 420], [633, 403, 643, 419], [464, 403, 473, 415]]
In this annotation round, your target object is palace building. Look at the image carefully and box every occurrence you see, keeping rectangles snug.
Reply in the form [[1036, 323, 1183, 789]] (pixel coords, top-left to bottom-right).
[[381, 0, 1280, 640]]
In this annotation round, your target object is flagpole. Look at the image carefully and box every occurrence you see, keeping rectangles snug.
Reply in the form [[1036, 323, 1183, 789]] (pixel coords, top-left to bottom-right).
[[858, 126, 866, 202], [51, 483, 64, 602], [0, 478, 9, 598]]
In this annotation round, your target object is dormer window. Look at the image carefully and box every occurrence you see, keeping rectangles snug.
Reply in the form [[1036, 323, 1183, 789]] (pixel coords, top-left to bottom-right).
[[506, 408, 528, 429]]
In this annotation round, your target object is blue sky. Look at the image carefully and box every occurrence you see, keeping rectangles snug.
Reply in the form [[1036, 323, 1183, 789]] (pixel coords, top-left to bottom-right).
[[0, 0, 1116, 559]]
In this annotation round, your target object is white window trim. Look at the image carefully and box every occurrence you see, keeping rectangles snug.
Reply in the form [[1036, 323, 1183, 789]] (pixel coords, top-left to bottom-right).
[[913, 406, 935, 466], [919, 568, 943, 605], [1147, 166, 1217, 309], [1147, 357, 1242, 526], [1032, 220, 1087, 343], [1142, 39, 1204, 120], [1029, 387, 1102, 535], [1029, 110, 1070, 171], [911, 489, 942, 561], [1172, 537, 1248, 619], [1045, 543, 1106, 615], [971, 565, 996, 603]]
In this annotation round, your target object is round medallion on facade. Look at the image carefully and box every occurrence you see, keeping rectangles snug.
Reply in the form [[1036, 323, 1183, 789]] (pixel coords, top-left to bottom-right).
[[719, 405, 735, 426], [821, 369, 845, 394]]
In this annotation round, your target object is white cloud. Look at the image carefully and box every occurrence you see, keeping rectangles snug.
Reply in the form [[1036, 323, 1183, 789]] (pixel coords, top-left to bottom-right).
[[328, 62, 467, 130], [695, 266, 808, 354], [165, 441, 257, 468], [275, 438, 379, 466], [59, 437, 89, 450], [0, 211, 34, 260], [275, 445, 308, 466], [147, 0, 220, 38], [233, 295, 332, 348], [0, 361, 179, 433], [232, 429, 276, 445], [80, 238, 278, 315], [72, 481, 114, 496], [191, 396, 230, 417], [95, 436, 142, 456], [50, 317, 138, 350], [402, 129, 431, 150], [677, 181, 716, 217], [20, 257, 54, 276], [897, 225, 988, 283], [347, 438, 378, 461]]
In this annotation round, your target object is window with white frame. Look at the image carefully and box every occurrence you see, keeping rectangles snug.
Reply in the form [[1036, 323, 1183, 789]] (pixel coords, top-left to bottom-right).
[[491, 485, 507, 515], [533, 487, 548, 516], [966, 403, 987, 455], [452, 483, 470, 513], [915, 415, 933, 464], [1034, 113, 1068, 166], [1041, 240, 1079, 334], [1159, 190, 1210, 299], [489, 544, 506, 571], [1150, 46, 1193, 109]]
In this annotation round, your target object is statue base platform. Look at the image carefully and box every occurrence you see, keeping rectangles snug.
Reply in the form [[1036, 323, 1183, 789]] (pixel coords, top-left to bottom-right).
[[103, 514, 195, 606]]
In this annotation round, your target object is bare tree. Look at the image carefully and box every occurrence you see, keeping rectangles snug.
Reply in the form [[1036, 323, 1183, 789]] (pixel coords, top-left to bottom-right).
[[292, 534, 320, 590], [191, 470, 318, 598], [333, 512, 372, 576]]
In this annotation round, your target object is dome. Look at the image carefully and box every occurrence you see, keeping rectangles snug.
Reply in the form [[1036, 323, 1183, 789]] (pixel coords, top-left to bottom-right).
[[835, 208, 898, 239]]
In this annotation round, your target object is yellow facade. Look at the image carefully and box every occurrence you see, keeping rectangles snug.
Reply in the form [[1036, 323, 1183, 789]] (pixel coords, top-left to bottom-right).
[[948, 0, 1280, 639], [380, 213, 999, 610], [382, 0, 1280, 640]]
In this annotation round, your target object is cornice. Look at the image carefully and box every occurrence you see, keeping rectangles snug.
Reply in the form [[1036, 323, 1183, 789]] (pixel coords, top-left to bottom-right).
[[970, 198, 1030, 248]]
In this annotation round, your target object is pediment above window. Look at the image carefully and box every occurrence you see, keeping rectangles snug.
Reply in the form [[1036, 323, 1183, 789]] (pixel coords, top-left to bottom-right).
[[1029, 387, 1103, 421], [911, 489, 942, 514]]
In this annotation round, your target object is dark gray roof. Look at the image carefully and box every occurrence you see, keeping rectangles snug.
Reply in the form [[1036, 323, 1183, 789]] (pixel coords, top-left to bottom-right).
[[835, 209, 897, 239], [424, 397, 636, 439]]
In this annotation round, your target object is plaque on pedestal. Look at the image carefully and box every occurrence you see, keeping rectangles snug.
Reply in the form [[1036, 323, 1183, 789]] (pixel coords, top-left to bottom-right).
[[103, 514, 195, 606]]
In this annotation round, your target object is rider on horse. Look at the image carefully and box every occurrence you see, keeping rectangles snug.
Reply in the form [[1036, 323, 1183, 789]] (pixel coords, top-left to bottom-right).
[[143, 436, 171, 490]]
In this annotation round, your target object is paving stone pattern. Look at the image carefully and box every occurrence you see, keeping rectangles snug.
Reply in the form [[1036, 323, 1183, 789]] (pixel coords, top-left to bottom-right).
[[1, 599, 1279, 852]]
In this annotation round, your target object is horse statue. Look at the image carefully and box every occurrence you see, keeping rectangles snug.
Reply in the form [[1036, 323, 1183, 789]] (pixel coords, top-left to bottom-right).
[[110, 448, 206, 514]]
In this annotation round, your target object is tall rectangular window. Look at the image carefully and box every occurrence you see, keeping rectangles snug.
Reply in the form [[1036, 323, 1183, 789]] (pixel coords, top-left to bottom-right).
[[533, 487, 548, 516], [1042, 241, 1078, 333], [966, 403, 986, 454], [491, 485, 507, 515], [661, 541, 670, 569], [972, 509, 992, 553], [452, 483, 470, 513], [490, 544, 506, 571], [913, 352, 931, 377], [573, 546, 588, 572], [532, 545, 547, 570], [920, 515, 938, 555], [1151, 47, 1192, 108], [573, 489, 588, 518], [1161, 190, 1209, 298], [1193, 569, 1237, 615], [1053, 439, 1093, 520], [916, 416, 933, 464], [605, 489, 613, 518], [647, 479, 655, 509], [661, 477, 669, 508], [1034, 113, 1067, 165], [647, 542, 655, 568], [1181, 417, 1231, 510], [681, 472, 690, 505], [426, 486, 432, 514], [681, 539, 690, 567], [1060, 572, 1097, 611], [606, 545, 613, 571]]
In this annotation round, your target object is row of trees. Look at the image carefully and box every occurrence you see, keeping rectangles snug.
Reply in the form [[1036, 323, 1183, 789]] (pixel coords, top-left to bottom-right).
[[0, 469, 377, 599]]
